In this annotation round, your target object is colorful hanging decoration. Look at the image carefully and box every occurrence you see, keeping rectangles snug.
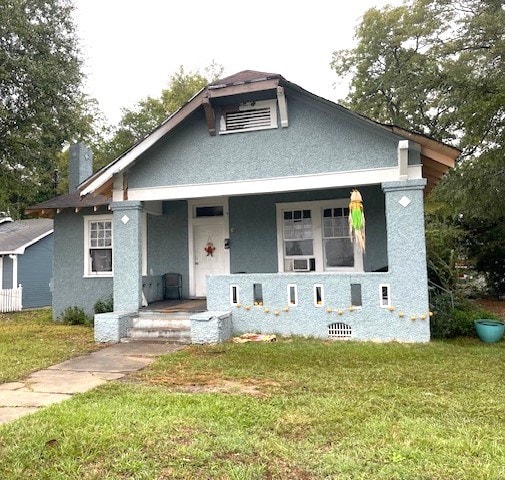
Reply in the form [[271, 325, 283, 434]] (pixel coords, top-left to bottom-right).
[[349, 189, 366, 253], [204, 241, 215, 256]]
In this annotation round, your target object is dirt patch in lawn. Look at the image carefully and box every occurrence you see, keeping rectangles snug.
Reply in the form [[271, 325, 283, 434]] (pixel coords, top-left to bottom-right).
[[174, 379, 268, 396], [128, 372, 282, 397], [475, 299, 505, 320]]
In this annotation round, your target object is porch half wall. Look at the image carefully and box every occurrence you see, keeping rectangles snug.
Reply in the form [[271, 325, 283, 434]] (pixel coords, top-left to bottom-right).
[[207, 272, 430, 342]]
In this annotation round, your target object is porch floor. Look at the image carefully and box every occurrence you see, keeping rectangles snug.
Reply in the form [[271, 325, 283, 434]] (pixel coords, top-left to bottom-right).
[[140, 299, 207, 314]]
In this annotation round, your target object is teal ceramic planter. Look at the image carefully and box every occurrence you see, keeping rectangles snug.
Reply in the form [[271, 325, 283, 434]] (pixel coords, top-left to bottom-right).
[[474, 319, 505, 343]]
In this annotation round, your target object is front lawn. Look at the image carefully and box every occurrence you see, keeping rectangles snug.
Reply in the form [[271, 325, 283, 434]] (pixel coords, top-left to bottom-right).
[[0, 309, 100, 383], [0, 338, 504, 479]]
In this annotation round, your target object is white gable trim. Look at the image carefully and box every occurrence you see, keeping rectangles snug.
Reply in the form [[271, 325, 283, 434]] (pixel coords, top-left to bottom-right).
[[80, 89, 205, 197], [125, 165, 422, 202]]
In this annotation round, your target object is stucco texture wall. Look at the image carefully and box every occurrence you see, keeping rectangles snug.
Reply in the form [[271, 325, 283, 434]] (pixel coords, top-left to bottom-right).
[[127, 90, 402, 189], [53, 209, 112, 319], [207, 272, 430, 342], [229, 186, 387, 274], [146, 201, 189, 298]]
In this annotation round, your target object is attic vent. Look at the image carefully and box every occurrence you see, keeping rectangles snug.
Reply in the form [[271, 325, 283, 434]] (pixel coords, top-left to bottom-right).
[[220, 99, 277, 134], [328, 322, 352, 339]]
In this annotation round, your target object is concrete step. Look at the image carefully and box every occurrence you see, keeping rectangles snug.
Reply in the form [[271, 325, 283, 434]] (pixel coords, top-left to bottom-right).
[[127, 325, 191, 344], [120, 336, 190, 344], [132, 316, 190, 329]]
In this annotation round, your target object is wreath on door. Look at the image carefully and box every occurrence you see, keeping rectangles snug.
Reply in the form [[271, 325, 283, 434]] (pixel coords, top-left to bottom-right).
[[204, 239, 216, 257]]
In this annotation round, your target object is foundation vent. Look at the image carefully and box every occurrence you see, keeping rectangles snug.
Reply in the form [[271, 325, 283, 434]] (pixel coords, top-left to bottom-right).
[[328, 322, 352, 339]]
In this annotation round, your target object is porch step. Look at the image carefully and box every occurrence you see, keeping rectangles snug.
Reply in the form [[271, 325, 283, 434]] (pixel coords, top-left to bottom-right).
[[126, 312, 191, 343], [127, 326, 190, 343], [132, 315, 191, 330]]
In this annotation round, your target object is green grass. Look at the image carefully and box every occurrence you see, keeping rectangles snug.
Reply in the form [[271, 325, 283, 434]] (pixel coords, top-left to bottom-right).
[[1, 338, 504, 479], [0, 309, 100, 383]]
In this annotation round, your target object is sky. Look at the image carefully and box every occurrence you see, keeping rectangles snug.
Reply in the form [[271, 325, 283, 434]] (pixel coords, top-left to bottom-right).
[[73, 0, 402, 125]]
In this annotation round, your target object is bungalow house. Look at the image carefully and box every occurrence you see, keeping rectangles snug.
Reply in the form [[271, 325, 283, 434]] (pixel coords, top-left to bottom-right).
[[27, 70, 460, 342], [0, 214, 53, 311]]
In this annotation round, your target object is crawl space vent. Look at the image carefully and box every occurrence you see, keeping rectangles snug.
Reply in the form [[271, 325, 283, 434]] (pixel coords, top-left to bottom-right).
[[328, 322, 352, 339]]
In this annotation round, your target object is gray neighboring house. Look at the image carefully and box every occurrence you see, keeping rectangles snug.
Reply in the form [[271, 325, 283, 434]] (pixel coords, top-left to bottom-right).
[[27, 70, 460, 342], [0, 215, 53, 310]]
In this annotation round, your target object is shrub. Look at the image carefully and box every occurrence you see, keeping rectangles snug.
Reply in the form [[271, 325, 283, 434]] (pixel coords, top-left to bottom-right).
[[58, 306, 92, 326], [430, 293, 498, 339], [94, 295, 114, 314]]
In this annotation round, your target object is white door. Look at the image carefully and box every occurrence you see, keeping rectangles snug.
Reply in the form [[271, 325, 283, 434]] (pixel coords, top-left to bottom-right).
[[193, 218, 227, 297]]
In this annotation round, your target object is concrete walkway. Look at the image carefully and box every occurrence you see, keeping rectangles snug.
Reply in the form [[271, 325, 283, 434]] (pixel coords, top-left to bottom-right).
[[0, 342, 184, 425]]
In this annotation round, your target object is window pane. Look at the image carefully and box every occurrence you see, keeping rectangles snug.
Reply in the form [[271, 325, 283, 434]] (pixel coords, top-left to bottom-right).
[[335, 216, 347, 236], [285, 240, 313, 256], [324, 238, 354, 267], [90, 249, 112, 272], [294, 210, 302, 220], [195, 206, 223, 217], [284, 211, 292, 220]]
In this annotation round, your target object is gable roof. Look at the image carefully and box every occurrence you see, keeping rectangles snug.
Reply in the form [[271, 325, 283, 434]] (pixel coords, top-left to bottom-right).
[[0, 218, 53, 254], [28, 70, 461, 217]]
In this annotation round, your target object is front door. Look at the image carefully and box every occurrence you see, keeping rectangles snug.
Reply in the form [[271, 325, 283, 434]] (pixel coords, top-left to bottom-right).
[[190, 200, 229, 297]]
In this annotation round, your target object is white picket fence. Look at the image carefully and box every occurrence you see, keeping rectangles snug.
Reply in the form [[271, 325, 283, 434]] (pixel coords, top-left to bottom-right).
[[0, 285, 23, 312]]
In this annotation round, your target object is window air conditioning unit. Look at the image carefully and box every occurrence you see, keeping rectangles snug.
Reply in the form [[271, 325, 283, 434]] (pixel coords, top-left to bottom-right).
[[293, 258, 310, 271]]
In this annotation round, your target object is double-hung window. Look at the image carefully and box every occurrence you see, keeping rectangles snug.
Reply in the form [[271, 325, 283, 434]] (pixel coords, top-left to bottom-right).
[[282, 209, 314, 271], [322, 207, 354, 268], [277, 200, 362, 272], [84, 215, 113, 276]]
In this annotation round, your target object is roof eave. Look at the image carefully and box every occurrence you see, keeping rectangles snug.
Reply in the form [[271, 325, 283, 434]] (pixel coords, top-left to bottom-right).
[[79, 78, 283, 198]]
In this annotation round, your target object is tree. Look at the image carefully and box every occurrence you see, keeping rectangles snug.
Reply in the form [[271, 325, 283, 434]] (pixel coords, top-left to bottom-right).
[[331, 0, 505, 296], [0, 0, 93, 218], [331, 0, 504, 157], [94, 64, 223, 169]]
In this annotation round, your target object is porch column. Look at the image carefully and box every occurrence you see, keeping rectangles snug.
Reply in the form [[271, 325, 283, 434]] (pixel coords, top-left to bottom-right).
[[382, 180, 430, 336], [111, 200, 143, 312]]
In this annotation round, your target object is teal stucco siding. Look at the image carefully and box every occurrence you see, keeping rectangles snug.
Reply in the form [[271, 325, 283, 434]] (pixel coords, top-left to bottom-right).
[[127, 91, 404, 190], [229, 186, 387, 274], [53, 209, 113, 319]]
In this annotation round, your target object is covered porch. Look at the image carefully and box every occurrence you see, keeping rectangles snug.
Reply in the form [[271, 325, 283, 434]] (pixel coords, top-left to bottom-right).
[[102, 176, 432, 343]]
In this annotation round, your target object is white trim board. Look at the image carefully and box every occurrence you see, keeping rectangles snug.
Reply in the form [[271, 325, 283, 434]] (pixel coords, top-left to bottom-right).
[[127, 165, 423, 202]]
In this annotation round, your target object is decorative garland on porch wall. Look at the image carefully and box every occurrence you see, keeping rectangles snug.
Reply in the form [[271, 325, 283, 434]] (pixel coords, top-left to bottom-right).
[[234, 303, 433, 321]]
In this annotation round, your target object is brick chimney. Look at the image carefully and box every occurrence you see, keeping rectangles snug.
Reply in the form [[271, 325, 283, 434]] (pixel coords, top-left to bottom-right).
[[68, 143, 93, 193]]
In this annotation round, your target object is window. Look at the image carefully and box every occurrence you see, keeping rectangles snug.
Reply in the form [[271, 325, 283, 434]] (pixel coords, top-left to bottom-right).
[[194, 205, 224, 218], [379, 284, 391, 308], [253, 283, 263, 305], [84, 215, 112, 276], [314, 284, 324, 307], [277, 200, 363, 273], [323, 208, 354, 268], [230, 285, 240, 305], [283, 209, 313, 271], [219, 100, 278, 134], [287, 284, 298, 306]]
